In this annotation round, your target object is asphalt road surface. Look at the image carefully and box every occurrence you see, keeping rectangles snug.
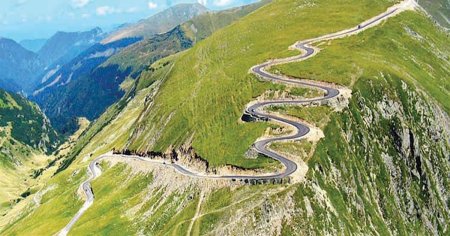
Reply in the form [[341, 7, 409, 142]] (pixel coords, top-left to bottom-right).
[[58, 156, 104, 236]]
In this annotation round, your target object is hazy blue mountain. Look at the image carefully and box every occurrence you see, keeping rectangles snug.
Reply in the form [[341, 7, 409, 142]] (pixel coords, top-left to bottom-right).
[[30, 4, 211, 136], [0, 38, 43, 93], [19, 39, 47, 53], [0, 28, 104, 94], [102, 3, 208, 43], [38, 27, 104, 68], [32, 37, 141, 135]]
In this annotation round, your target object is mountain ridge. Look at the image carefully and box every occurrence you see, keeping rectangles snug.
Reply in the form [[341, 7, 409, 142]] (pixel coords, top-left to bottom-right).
[[37, 27, 104, 68], [102, 3, 209, 44], [0, 38, 43, 93]]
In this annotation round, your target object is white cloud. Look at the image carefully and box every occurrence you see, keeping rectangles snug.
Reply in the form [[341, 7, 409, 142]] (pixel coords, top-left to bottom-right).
[[15, 0, 28, 6], [96, 6, 119, 16], [96, 5, 139, 16], [213, 0, 232, 6], [197, 0, 207, 6], [71, 0, 90, 8], [126, 7, 139, 13], [148, 2, 158, 9], [81, 13, 90, 18]]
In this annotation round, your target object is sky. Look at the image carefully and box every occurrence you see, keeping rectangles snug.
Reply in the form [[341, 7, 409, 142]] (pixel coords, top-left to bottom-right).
[[0, 0, 256, 41]]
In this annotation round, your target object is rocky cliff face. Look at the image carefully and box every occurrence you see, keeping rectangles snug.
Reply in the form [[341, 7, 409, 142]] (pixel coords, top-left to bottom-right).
[[287, 75, 449, 234]]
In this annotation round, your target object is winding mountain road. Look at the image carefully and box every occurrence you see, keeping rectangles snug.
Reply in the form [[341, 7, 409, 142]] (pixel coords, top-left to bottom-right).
[[58, 156, 104, 236], [58, 1, 415, 234]]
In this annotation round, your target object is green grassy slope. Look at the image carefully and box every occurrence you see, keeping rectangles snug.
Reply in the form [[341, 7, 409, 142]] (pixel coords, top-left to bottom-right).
[[55, 1, 271, 173], [0, 90, 60, 155], [273, 11, 450, 113], [127, 0, 399, 167], [0, 89, 61, 218], [274, 9, 448, 234], [2, 0, 449, 235], [288, 75, 449, 234], [0, 74, 163, 233]]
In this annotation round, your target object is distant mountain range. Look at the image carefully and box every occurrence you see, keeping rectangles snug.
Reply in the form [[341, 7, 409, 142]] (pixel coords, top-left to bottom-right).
[[38, 27, 104, 68], [0, 38, 43, 93], [102, 3, 208, 44], [31, 3, 214, 136], [0, 1, 268, 138], [105, 0, 269, 74], [0, 28, 104, 94], [31, 37, 141, 135]]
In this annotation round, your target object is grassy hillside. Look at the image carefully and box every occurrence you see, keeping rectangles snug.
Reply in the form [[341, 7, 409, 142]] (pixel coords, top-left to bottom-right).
[[0, 89, 60, 157], [2, 0, 448, 234], [0, 89, 61, 217], [104, 0, 269, 79], [54, 2, 270, 173], [273, 11, 450, 113], [126, 0, 399, 167], [0, 74, 162, 233]]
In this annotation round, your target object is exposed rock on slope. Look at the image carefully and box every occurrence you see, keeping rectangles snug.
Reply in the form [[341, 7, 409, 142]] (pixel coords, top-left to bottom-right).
[[289, 77, 449, 234]]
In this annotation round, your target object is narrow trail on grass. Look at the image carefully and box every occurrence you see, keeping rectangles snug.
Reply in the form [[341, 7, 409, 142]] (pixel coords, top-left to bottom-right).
[[186, 191, 205, 236], [58, 1, 416, 235]]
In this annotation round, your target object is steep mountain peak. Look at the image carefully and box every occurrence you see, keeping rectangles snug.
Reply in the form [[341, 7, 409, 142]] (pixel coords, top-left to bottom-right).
[[102, 3, 209, 44], [0, 37, 41, 93], [90, 27, 103, 35], [38, 28, 104, 67], [166, 2, 208, 11], [0, 37, 37, 60]]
